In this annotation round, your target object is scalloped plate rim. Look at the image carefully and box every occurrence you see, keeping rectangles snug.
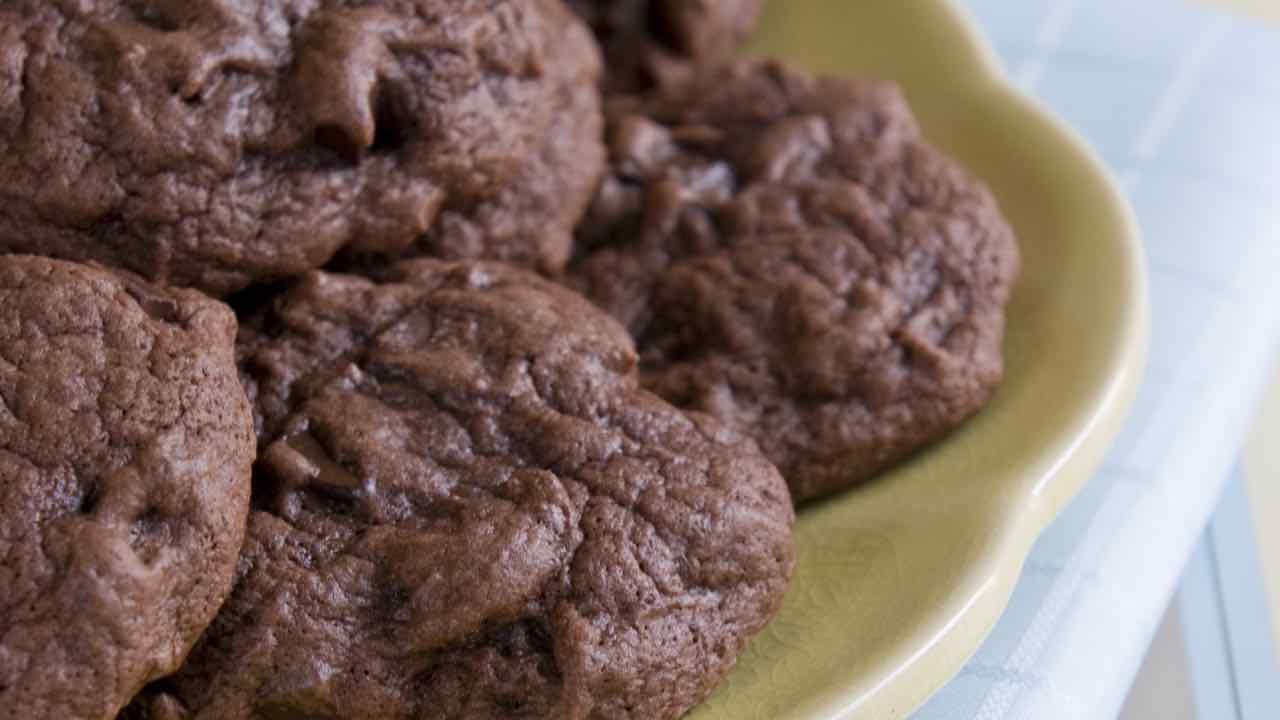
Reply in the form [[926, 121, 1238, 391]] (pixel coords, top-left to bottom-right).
[[689, 1, 1151, 718]]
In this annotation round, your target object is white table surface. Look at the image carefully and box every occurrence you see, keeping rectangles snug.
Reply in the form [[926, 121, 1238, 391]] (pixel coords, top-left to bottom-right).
[[914, 1, 1280, 718], [1119, 360, 1280, 719]]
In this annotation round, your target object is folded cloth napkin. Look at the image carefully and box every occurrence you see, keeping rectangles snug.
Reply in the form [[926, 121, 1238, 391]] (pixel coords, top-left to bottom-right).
[[916, 1, 1280, 718]]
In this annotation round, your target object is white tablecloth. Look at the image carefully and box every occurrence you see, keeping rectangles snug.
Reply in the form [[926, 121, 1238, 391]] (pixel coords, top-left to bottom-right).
[[915, 1, 1280, 718]]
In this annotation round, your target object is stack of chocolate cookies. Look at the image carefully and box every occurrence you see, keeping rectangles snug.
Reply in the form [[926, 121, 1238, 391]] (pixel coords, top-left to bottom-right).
[[0, 2, 1018, 719]]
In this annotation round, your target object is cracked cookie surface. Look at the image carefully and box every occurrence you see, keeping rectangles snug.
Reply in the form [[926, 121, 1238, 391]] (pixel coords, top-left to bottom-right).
[[0, 256, 254, 720], [566, 0, 762, 91], [131, 259, 793, 719], [0, 0, 604, 295], [568, 60, 1021, 501]]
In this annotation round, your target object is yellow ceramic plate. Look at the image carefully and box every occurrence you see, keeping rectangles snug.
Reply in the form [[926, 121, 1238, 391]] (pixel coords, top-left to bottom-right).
[[688, 1, 1150, 718]]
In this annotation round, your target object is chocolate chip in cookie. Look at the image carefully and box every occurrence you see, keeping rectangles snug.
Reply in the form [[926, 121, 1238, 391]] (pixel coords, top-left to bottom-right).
[[566, 0, 763, 91]]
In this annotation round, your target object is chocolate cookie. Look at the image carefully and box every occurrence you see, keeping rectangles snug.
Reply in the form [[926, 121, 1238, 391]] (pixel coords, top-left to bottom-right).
[[0, 256, 254, 720], [566, 0, 763, 91], [569, 60, 1021, 501], [133, 260, 793, 719], [0, 0, 604, 296]]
